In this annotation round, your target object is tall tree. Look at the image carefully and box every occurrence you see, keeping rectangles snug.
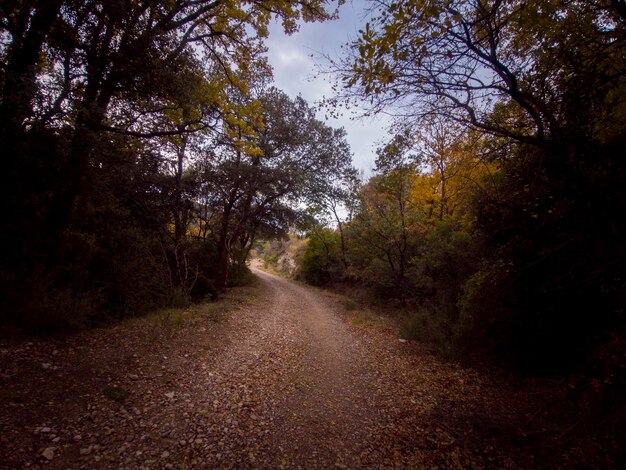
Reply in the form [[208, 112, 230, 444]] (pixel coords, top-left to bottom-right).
[[335, 0, 626, 370], [0, 0, 345, 326], [347, 135, 424, 296], [194, 88, 354, 290]]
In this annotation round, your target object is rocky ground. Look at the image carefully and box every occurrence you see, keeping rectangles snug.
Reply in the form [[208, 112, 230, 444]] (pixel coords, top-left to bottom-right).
[[0, 268, 622, 469]]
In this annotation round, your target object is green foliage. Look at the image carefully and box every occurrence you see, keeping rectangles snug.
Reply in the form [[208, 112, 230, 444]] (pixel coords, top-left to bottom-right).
[[349, 309, 377, 325], [0, 1, 344, 332], [327, 0, 626, 374], [411, 219, 479, 315], [227, 262, 255, 287], [399, 308, 451, 352], [301, 229, 343, 285], [456, 142, 626, 373]]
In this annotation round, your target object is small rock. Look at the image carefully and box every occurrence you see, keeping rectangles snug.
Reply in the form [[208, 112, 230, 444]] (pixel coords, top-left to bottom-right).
[[398, 338, 407, 343], [128, 374, 139, 380], [40, 427, 51, 433], [79, 447, 91, 456], [161, 451, 170, 458], [74, 434, 82, 441], [52, 437, 60, 444], [42, 363, 52, 369], [165, 392, 175, 399], [41, 447, 55, 460]]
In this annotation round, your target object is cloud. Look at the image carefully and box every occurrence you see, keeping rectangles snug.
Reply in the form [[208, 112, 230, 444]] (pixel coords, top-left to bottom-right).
[[265, 2, 390, 172], [274, 48, 309, 67]]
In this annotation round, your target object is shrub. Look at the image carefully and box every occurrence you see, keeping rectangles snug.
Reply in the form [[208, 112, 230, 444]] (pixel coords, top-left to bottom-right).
[[399, 308, 453, 354], [300, 230, 343, 286], [227, 262, 255, 287]]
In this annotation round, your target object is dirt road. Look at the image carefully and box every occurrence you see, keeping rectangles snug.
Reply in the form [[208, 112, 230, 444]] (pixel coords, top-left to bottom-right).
[[0, 268, 611, 468], [250, 269, 382, 467]]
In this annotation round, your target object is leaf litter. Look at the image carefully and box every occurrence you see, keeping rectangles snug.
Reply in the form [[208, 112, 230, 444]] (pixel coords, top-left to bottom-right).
[[0, 271, 619, 468]]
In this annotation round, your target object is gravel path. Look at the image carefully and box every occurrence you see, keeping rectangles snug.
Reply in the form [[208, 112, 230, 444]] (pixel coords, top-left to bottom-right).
[[0, 269, 616, 468], [253, 269, 382, 468]]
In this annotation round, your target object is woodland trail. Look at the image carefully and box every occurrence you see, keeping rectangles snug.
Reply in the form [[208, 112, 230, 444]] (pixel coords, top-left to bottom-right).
[[248, 269, 382, 467], [0, 269, 610, 468]]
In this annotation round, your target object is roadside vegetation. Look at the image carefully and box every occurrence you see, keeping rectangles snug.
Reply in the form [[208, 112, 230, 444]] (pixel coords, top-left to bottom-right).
[[1, 1, 624, 461], [271, 1, 625, 453], [301, 0, 626, 377], [0, 0, 353, 332]]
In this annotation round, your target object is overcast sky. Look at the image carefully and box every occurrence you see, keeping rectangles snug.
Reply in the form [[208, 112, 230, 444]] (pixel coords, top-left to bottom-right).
[[266, 0, 389, 174]]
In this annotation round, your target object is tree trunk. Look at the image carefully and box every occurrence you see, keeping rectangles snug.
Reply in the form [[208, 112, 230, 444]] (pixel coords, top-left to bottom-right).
[[0, 0, 63, 137], [214, 236, 230, 291], [330, 203, 349, 271]]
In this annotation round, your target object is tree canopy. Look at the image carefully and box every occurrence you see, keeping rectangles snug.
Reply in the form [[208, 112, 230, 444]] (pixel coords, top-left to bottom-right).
[[0, 0, 347, 328], [338, 0, 626, 148], [306, 0, 626, 373]]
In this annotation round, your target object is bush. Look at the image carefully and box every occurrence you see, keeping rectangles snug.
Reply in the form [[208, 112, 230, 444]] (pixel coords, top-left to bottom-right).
[[227, 262, 255, 287], [399, 308, 454, 354], [300, 230, 343, 286], [456, 249, 623, 374]]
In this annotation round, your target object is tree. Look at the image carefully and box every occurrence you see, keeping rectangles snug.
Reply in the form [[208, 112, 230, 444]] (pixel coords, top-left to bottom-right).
[[193, 88, 355, 290], [0, 0, 345, 327], [335, 0, 626, 370], [415, 119, 498, 223], [338, 0, 625, 148], [347, 134, 425, 297], [300, 226, 343, 285]]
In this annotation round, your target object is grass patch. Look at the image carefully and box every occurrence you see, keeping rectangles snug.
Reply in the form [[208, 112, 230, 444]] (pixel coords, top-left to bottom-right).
[[344, 298, 358, 311], [161, 309, 185, 327], [398, 308, 453, 354], [349, 309, 378, 325], [122, 283, 261, 339], [221, 285, 259, 305], [179, 285, 257, 318], [142, 307, 189, 330]]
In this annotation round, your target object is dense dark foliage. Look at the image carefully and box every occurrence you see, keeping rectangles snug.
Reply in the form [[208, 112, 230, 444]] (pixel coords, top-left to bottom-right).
[[0, 0, 346, 330], [302, 0, 626, 374]]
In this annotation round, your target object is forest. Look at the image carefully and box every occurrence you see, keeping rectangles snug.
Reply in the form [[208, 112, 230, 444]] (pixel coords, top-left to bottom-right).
[[1, 1, 624, 372], [278, 0, 626, 376], [0, 0, 624, 467], [0, 0, 355, 327]]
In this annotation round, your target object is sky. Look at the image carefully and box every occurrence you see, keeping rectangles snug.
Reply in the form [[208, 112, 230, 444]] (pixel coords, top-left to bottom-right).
[[265, 0, 390, 174]]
